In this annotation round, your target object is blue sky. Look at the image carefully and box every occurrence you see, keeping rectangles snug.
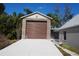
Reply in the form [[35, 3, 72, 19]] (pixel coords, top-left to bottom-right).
[[4, 3, 79, 16]]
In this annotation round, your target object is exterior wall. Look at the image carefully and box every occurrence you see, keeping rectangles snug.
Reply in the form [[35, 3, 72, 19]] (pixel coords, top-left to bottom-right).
[[22, 14, 51, 39], [59, 26, 79, 48], [59, 31, 64, 43]]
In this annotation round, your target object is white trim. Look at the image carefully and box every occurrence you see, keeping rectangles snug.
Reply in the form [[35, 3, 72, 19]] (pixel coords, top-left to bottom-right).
[[22, 18, 26, 39], [47, 19, 51, 39], [21, 11, 53, 20]]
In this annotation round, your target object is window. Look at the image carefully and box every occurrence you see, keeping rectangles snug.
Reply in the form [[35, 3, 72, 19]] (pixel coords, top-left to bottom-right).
[[63, 31, 66, 40]]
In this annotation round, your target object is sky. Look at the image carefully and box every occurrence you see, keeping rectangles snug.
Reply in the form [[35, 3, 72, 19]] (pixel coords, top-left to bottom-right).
[[4, 3, 79, 16]]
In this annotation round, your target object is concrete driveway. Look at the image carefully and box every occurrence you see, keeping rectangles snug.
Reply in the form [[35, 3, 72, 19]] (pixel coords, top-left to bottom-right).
[[0, 39, 63, 56]]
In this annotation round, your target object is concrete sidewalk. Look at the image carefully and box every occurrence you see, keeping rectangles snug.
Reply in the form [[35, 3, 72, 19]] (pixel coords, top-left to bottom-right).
[[0, 39, 63, 56]]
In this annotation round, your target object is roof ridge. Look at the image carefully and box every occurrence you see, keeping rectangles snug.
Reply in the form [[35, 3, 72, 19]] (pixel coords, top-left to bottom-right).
[[20, 11, 53, 19], [59, 14, 79, 30]]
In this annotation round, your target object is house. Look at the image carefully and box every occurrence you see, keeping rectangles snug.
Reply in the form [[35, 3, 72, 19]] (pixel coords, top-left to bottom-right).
[[21, 12, 53, 39], [59, 14, 79, 48]]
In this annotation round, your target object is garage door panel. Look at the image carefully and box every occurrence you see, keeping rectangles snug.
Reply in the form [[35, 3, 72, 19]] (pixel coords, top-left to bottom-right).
[[26, 21, 47, 39]]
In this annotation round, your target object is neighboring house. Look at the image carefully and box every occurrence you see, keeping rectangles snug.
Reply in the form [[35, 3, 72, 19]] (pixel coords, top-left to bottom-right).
[[59, 14, 79, 48], [21, 12, 52, 39]]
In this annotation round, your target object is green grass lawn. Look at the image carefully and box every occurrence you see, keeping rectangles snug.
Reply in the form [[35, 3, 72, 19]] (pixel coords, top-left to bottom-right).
[[55, 45, 71, 56], [60, 44, 79, 55]]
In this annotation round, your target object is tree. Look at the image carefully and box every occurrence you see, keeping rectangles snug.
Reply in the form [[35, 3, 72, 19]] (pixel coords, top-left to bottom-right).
[[54, 5, 61, 27], [62, 5, 73, 24], [47, 13, 60, 28], [18, 13, 24, 18], [0, 11, 24, 40], [13, 12, 17, 17], [11, 12, 24, 39], [24, 8, 32, 14], [0, 5, 24, 40], [0, 3, 5, 15], [16, 13, 24, 39], [6, 14, 17, 39], [47, 5, 61, 28], [54, 5, 60, 17], [0, 12, 9, 34]]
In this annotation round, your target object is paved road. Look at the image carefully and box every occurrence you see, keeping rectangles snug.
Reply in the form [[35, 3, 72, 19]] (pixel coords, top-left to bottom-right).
[[0, 39, 63, 56]]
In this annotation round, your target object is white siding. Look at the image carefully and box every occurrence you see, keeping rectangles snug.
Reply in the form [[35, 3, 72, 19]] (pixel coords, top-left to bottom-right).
[[59, 26, 79, 48], [64, 32, 79, 48], [59, 31, 64, 43]]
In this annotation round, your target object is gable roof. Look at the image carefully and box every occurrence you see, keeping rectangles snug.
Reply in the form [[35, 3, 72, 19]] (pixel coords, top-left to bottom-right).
[[20, 11, 53, 20], [59, 14, 79, 30]]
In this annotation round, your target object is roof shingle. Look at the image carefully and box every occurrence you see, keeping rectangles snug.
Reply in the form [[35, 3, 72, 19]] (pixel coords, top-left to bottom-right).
[[59, 14, 79, 30]]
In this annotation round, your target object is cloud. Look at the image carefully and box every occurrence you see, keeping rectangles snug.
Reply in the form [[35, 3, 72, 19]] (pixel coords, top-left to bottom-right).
[[35, 6, 43, 11], [38, 7, 43, 9]]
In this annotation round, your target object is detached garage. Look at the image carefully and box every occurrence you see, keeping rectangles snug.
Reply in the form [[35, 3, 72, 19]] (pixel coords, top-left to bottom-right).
[[21, 12, 52, 39]]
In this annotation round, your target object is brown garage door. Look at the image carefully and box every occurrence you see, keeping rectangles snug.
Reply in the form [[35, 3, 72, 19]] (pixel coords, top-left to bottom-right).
[[26, 21, 47, 39]]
